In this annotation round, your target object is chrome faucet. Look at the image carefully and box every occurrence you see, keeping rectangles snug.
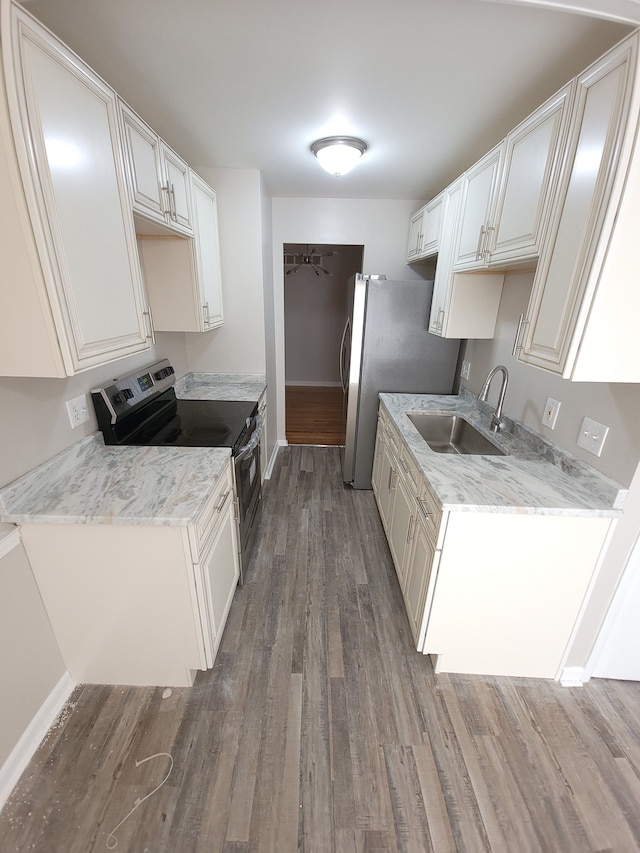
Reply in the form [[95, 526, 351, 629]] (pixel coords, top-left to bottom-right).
[[478, 365, 509, 432]]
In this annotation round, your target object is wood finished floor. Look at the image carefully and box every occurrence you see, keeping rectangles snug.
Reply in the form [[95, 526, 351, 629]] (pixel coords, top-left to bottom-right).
[[2, 447, 640, 852], [286, 385, 344, 446]]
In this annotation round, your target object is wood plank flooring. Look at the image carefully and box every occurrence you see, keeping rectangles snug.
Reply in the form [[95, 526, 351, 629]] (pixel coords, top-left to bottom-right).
[[286, 385, 344, 446], [2, 447, 640, 851]]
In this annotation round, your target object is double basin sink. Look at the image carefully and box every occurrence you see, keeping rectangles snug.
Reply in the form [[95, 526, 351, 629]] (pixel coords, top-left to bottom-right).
[[407, 412, 506, 456]]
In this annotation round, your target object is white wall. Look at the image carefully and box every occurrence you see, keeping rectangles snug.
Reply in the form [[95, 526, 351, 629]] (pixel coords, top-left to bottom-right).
[[184, 168, 266, 374], [271, 198, 429, 438], [0, 334, 187, 489]]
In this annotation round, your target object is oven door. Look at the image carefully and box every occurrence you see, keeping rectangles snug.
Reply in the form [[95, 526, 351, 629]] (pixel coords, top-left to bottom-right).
[[234, 417, 262, 574]]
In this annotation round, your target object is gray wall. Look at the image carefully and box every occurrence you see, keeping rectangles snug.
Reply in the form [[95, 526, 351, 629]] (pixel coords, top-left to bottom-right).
[[284, 243, 362, 386]]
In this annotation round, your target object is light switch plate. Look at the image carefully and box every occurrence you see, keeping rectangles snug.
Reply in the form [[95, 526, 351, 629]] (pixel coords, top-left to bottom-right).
[[461, 361, 471, 380], [577, 416, 609, 457], [542, 397, 561, 430], [66, 394, 90, 428]]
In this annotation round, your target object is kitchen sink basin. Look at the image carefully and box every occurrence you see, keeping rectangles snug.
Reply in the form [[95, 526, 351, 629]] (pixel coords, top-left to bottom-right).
[[406, 412, 506, 456]]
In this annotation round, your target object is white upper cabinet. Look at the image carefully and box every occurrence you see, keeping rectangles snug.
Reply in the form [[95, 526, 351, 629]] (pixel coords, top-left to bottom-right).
[[137, 170, 224, 333], [429, 179, 504, 339], [488, 82, 573, 266], [119, 102, 193, 236], [406, 205, 425, 261], [191, 172, 224, 330], [406, 192, 445, 262], [0, 1, 151, 377], [452, 145, 504, 271], [518, 35, 640, 381]]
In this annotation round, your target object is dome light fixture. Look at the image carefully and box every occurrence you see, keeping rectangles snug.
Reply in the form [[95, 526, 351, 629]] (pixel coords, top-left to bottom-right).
[[310, 136, 368, 176]]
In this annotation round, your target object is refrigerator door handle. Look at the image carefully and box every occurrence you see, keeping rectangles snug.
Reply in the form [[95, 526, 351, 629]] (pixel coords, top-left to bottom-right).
[[339, 317, 351, 392]]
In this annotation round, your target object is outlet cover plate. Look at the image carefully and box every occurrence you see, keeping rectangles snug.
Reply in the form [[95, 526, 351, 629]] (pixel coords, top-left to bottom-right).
[[66, 394, 90, 428], [577, 416, 609, 457], [461, 361, 470, 380], [541, 397, 561, 430]]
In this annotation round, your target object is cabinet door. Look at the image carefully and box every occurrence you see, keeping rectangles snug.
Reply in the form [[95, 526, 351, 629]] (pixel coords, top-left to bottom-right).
[[489, 83, 573, 265], [191, 173, 223, 329], [429, 179, 462, 334], [199, 494, 240, 664], [119, 102, 166, 224], [452, 145, 503, 271], [161, 145, 192, 234], [421, 192, 444, 257], [406, 206, 425, 261], [403, 513, 440, 650], [6, 6, 150, 373], [519, 41, 634, 376], [375, 439, 397, 533], [387, 472, 415, 585]]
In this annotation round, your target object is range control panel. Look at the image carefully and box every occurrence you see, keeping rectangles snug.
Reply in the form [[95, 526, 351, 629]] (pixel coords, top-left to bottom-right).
[[91, 359, 176, 423]]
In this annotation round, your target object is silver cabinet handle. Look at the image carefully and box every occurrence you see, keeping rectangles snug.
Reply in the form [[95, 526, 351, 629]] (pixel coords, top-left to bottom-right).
[[476, 224, 487, 261], [161, 182, 171, 217], [512, 313, 530, 356], [215, 490, 231, 513], [437, 307, 445, 333], [169, 184, 177, 220], [406, 515, 417, 544], [417, 498, 433, 521], [203, 302, 211, 327], [143, 305, 155, 344], [484, 225, 495, 264]]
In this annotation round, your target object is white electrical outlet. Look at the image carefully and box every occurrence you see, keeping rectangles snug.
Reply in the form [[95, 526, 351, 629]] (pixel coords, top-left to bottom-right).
[[541, 397, 561, 430], [577, 416, 609, 457], [461, 361, 471, 380], [66, 394, 90, 428]]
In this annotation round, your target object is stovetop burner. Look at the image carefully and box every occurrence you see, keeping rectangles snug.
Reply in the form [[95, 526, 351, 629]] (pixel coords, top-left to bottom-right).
[[182, 423, 232, 443]]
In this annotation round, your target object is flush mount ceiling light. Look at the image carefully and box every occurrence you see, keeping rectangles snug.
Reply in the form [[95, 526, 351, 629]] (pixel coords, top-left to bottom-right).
[[310, 136, 367, 176]]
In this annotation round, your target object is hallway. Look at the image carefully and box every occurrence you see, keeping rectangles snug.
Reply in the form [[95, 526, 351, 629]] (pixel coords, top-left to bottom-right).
[[1, 447, 640, 851]]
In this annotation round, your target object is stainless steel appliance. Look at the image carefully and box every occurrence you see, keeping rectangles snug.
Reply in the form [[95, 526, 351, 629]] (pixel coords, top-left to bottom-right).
[[340, 274, 461, 488], [91, 359, 262, 578]]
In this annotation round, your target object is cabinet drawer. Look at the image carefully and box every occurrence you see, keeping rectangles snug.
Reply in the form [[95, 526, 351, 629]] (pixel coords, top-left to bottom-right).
[[415, 487, 443, 548], [398, 445, 421, 494], [190, 460, 234, 561]]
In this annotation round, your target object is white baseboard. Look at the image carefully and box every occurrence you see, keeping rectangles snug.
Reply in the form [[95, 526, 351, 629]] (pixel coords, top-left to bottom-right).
[[0, 671, 75, 811], [265, 440, 287, 480], [559, 666, 587, 687]]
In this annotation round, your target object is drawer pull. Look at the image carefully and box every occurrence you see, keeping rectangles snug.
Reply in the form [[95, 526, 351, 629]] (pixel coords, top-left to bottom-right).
[[417, 498, 433, 521], [215, 490, 231, 513]]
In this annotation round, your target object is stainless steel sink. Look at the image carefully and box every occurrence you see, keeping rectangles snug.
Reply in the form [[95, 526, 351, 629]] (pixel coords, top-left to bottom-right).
[[407, 412, 506, 456]]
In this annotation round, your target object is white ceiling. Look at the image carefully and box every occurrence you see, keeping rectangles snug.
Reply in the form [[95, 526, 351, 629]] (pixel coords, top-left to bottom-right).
[[22, 0, 634, 200]]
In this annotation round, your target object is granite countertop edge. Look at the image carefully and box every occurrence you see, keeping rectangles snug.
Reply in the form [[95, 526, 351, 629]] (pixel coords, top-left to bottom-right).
[[379, 392, 625, 518], [0, 435, 231, 526]]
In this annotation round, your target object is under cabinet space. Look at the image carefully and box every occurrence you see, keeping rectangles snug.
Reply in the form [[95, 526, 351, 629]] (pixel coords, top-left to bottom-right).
[[137, 172, 223, 333]]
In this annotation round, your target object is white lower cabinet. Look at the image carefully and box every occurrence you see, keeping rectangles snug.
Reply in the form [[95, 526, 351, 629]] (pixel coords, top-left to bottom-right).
[[373, 409, 614, 679], [19, 459, 240, 687]]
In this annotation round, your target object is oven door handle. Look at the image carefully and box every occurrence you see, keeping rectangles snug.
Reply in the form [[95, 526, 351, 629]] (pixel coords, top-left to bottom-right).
[[235, 415, 263, 462]]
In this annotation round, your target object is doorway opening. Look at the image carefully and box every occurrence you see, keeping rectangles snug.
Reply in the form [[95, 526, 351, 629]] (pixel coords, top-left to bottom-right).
[[283, 242, 363, 445]]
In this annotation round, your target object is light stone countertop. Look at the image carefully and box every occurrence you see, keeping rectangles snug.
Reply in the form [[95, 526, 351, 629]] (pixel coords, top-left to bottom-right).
[[380, 392, 625, 518], [0, 435, 230, 526], [175, 372, 266, 402]]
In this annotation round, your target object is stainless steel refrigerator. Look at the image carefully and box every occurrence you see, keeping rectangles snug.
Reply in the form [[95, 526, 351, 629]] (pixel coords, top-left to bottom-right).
[[340, 274, 461, 488]]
